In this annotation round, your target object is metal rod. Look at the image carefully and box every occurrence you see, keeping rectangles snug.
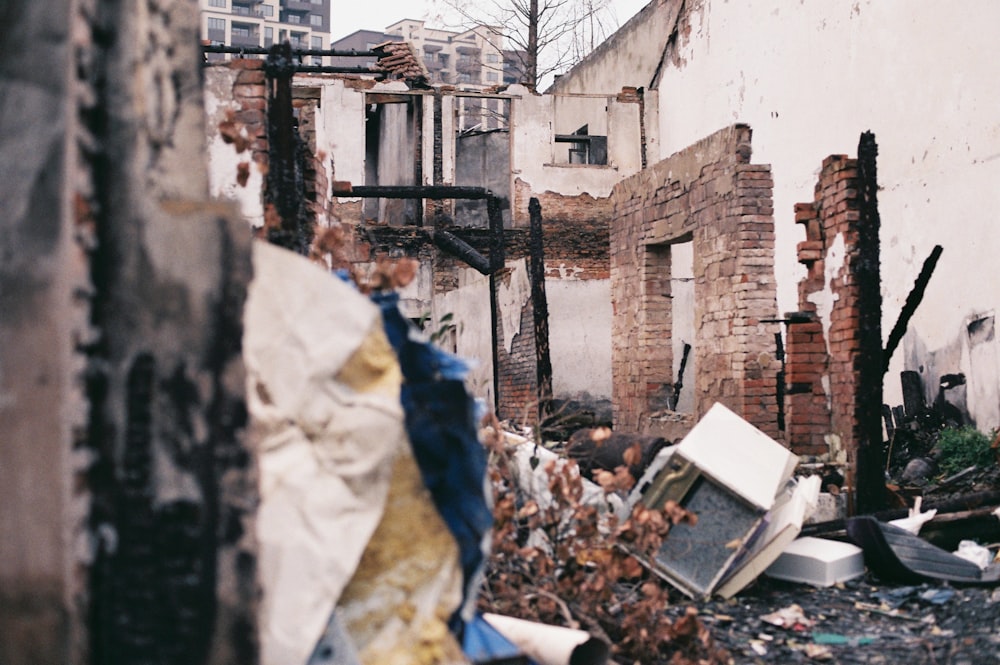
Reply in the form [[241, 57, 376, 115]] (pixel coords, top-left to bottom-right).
[[339, 185, 494, 200], [202, 44, 378, 57]]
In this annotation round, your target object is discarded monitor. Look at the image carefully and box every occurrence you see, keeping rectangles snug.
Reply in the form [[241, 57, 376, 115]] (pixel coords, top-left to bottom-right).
[[637, 403, 799, 598]]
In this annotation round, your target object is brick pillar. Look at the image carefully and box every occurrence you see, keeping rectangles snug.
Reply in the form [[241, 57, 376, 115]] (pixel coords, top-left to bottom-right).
[[788, 144, 882, 477]]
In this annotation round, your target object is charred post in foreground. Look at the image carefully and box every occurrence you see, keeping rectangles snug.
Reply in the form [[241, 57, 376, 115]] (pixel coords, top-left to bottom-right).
[[854, 131, 886, 514]]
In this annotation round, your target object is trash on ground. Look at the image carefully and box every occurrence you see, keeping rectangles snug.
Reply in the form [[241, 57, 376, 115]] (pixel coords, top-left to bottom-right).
[[760, 603, 814, 631], [480, 613, 610, 665], [846, 515, 1000, 585], [953, 539, 993, 569], [887, 496, 937, 535], [716, 475, 822, 598], [811, 632, 876, 646], [501, 429, 628, 527], [566, 427, 669, 484], [462, 614, 527, 665]]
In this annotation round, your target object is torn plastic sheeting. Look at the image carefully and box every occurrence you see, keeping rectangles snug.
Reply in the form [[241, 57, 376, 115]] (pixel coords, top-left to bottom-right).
[[372, 290, 493, 632], [334, 447, 467, 665], [246, 241, 408, 665], [246, 242, 469, 665], [482, 613, 610, 665]]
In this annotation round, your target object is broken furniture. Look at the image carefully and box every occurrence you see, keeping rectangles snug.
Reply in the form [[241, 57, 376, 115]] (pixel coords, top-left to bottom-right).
[[635, 403, 803, 598]]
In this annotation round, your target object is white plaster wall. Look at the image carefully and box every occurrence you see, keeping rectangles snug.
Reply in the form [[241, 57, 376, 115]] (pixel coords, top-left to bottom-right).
[[547, 278, 613, 400], [547, 0, 682, 95], [436, 267, 495, 404], [654, 0, 1000, 423], [553, 95, 610, 135], [320, 79, 366, 186], [608, 99, 643, 173]]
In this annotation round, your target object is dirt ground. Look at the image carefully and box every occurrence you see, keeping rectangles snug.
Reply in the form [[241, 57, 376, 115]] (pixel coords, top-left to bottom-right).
[[657, 467, 1000, 665], [661, 575, 1000, 664]]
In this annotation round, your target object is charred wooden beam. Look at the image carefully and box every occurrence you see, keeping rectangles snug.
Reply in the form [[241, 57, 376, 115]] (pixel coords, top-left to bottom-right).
[[883, 245, 944, 374], [528, 198, 553, 424], [855, 131, 886, 514], [901, 370, 926, 418], [265, 43, 311, 254], [430, 230, 491, 275], [487, 195, 505, 271]]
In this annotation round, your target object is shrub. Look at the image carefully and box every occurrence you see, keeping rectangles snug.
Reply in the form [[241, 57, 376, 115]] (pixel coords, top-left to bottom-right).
[[935, 426, 995, 475]]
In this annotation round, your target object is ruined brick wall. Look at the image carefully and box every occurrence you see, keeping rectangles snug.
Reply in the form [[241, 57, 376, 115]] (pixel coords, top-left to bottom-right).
[[228, 60, 269, 169], [610, 125, 782, 437], [787, 154, 866, 456], [494, 268, 540, 423], [502, 189, 612, 425]]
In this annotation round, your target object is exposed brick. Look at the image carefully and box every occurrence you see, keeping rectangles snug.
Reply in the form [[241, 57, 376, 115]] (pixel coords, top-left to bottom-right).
[[609, 125, 781, 439]]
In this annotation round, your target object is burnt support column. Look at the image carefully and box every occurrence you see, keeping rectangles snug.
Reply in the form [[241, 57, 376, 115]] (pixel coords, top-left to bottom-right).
[[854, 131, 885, 514], [265, 42, 310, 254], [488, 195, 506, 417], [528, 198, 553, 425]]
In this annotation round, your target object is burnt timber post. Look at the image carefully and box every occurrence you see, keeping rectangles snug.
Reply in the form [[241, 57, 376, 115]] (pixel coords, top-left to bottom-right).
[[528, 198, 553, 426], [854, 132, 886, 514], [487, 195, 506, 417], [265, 42, 311, 254]]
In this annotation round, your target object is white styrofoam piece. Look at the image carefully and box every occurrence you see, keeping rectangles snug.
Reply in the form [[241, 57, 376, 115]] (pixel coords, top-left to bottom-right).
[[675, 403, 798, 510], [765, 536, 865, 587]]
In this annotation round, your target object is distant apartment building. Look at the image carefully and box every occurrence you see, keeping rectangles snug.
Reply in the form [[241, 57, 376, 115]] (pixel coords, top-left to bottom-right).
[[200, 0, 331, 63], [330, 19, 525, 88]]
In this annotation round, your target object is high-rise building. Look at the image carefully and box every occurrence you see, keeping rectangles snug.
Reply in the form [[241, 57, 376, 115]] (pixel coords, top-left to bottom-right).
[[199, 0, 331, 64], [330, 19, 525, 88]]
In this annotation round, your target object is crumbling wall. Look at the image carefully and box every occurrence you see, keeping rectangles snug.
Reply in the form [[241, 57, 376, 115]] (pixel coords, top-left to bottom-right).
[[610, 124, 781, 438], [546, 0, 683, 96], [204, 61, 268, 227], [786, 156, 864, 455], [649, 0, 1000, 426], [0, 2, 90, 662], [1, 1, 259, 662], [787, 145, 885, 474]]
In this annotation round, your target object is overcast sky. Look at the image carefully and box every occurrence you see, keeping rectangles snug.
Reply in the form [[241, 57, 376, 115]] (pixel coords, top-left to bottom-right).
[[331, 0, 652, 43]]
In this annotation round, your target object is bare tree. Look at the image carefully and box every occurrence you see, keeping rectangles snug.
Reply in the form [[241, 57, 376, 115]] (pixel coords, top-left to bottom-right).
[[431, 0, 618, 90]]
